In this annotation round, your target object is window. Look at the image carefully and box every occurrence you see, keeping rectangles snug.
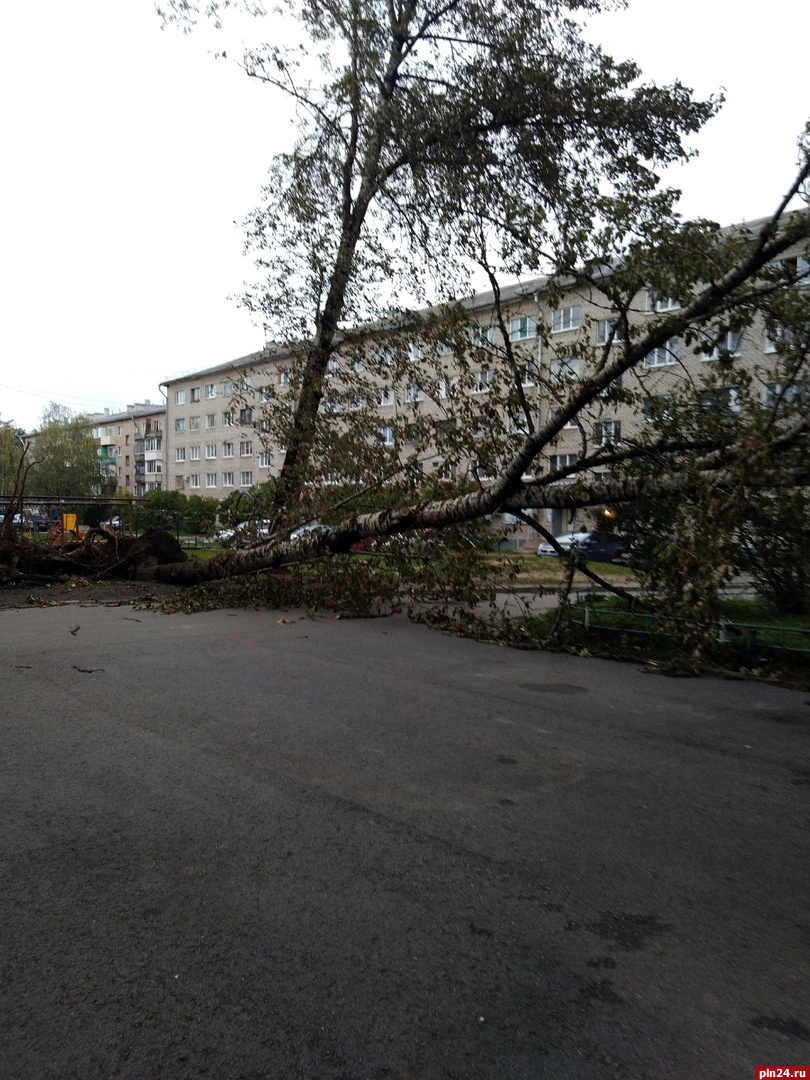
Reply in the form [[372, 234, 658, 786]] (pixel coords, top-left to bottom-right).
[[549, 453, 578, 471], [518, 364, 538, 387], [205, 383, 216, 399], [190, 446, 200, 461], [764, 325, 803, 354], [378, 426, 395, 446], [189, 475, 200, 489], [222, 411, 233, 426], [762, 382, 808, 408], [647, 292, 680, 313], [239, 408, 253, 425], [240, 440, 253, 456], [240, 471, 253, 486], [467, 459, 494, 481], [550, 355, 581, 380], [596, 319, 626, 346], [437, 341, 453, 356], [472, 370, 494, 393], [698, 387, 740, 416], [190, 387, 200, 403], [594, 420, 622, 445], [259, 451, 272, 468], [146, 460, 162, 473], [125, 435, 130, 445], [175, 476, 185, 489], [642, 395, 675, 423], [175, 418, 185, 433], [278, 369, 292, 387], [644, 339, 679, 367], [510, 315, 536, 341], [549, 407, 577, 430], [223, 380, 235, 396], [507, 410, 540, 435], [223, 441, 234, 458], [377, 387, 395, 407], [190, 416, 201, 431], [175, 390, 186, 405], [701, 330, 742, 360], [350, 394, 367, 410], [222, 472, 234, 487], [408, 342, 423, 362], [206, 413, 216, 428], [125, 455, 130, 466], [552, 305, 581, 333], [472, 326, 495, 348], [205, 444, 217, 459], [205, 473, 217, 488], [405, 384, 424, 403], [175, 448, 186, 462]]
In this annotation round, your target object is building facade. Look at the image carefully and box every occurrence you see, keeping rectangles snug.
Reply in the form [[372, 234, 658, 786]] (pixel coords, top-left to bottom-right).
[[161, 222, 808, 535], [88, 402, 166, 496]]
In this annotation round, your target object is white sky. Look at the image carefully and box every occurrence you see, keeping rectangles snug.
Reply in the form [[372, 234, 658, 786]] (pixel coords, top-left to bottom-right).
[[1, 0, 807, 432]]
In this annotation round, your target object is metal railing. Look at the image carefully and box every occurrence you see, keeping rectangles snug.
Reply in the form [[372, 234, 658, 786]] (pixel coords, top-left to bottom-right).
[[573, 604, 810, 654]]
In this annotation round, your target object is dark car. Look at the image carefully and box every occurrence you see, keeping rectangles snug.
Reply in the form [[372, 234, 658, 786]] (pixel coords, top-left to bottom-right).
[[536, 530, 625, 562]]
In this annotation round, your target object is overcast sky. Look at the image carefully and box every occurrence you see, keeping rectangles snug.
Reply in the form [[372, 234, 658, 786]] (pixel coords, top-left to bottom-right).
[[1, 0, 807, 432]]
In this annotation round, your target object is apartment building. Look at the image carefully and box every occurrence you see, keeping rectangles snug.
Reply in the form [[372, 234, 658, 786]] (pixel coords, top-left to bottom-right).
[[162, 220, 808, 534], [89, 401, 166, 495]]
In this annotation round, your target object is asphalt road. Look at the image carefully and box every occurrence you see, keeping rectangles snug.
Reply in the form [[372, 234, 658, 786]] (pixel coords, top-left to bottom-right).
[[2, 604, 809, 1080]]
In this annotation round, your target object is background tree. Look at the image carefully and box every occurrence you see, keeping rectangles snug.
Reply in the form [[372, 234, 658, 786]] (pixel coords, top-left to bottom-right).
[[28, 404, 102, 501]]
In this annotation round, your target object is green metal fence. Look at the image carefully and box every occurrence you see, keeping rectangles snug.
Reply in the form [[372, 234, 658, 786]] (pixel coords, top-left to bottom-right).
[[573, 604, 810, 654]]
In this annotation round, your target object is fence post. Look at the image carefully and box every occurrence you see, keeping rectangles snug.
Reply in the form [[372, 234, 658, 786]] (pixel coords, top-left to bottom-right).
[[584, 605, 591, 630], [746, 628, 758, 653]]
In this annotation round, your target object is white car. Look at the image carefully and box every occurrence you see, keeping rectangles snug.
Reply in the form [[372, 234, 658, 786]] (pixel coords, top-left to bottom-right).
[[535, 531, 624, 562], [216, 520, 272, 545]]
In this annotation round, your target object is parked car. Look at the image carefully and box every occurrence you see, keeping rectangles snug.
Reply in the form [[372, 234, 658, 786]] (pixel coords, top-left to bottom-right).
[[535, 530, 625, 562], [289, 523, 329, 541], [216, 519, 272, 545], [12, 512, 49, 532]]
